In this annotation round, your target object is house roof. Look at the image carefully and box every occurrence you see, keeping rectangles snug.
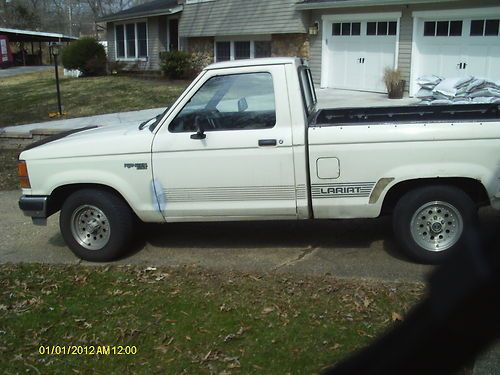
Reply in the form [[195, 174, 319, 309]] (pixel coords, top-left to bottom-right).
[[295, 0, 462, 10], [179, 0, 307, 37], [0, 27, 78, 42], [99, 0, 182, 23]]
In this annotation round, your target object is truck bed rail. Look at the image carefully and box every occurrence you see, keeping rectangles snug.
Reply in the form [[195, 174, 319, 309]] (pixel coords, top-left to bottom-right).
[[311, 104, 500, 127]]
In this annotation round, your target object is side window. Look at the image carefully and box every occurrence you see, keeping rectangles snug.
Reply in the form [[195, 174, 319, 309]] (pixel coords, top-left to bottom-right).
[[169, 73, 276, 133]]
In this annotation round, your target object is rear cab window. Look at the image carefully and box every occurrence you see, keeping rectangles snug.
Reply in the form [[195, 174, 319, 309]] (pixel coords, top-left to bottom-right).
[[298, 66, 317, 117]]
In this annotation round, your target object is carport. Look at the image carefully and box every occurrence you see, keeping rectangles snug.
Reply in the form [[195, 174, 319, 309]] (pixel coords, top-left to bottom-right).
[[0, 27, 77, 67]]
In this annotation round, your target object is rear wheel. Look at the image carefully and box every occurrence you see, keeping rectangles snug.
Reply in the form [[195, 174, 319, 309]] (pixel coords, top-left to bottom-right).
[[393, 185, 477, 264], [60, 189, 134, 262]]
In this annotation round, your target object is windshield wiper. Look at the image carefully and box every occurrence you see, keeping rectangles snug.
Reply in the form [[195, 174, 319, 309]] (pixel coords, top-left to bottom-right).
[[148, 108, 169, 132], [138, 108, 169, 131]]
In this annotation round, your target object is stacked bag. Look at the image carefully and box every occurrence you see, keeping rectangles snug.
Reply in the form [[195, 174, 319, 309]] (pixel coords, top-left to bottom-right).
[[416, 75, 500, 105]]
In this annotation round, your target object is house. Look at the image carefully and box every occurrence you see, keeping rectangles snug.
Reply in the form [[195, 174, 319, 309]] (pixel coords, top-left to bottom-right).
[[102, 0, 500, 96], [99, 0, 182, 71]]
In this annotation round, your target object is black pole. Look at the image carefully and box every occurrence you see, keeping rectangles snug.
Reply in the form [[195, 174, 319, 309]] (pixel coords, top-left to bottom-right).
[[54, 54, 62, 115]]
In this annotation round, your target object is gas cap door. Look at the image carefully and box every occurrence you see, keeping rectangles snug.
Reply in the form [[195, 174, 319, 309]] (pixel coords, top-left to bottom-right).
[[316, 157, 340, 179]]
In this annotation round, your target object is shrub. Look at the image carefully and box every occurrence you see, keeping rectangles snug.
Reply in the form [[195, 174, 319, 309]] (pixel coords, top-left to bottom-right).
[[108, 60, 127, 75], [62, 38, 107, 76], [383, 67, 405, 99], [160, 51, 193, 79]]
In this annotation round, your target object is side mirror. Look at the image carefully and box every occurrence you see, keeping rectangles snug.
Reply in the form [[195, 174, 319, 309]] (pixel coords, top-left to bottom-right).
[[238, 97, 248, 112], [190, 115, 206, 140]]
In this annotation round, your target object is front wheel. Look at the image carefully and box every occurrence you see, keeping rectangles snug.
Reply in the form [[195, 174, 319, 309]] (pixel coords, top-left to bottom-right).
[[60, 189, 135, 262], [393, 185, 478, 264]]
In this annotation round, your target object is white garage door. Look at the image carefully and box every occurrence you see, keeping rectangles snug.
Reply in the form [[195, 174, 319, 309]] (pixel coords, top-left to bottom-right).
[[411, 10, 500, 95], [322, 17, 399, 93]]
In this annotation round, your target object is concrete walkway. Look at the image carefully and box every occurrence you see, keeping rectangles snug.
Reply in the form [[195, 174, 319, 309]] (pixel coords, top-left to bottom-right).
[[0, 65, 53, 78]]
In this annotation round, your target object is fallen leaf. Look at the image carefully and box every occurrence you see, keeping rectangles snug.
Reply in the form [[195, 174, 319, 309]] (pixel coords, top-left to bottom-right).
[[392, 312, 403, 322], [261, 307, 274, 315]]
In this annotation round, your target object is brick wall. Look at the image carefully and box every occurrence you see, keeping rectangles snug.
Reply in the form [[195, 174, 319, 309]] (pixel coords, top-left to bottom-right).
[[271, 34, 309, 59], [187, 37, 215, 70]]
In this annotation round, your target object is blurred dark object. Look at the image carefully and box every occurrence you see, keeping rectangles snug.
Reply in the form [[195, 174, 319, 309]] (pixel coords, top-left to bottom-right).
[[323, 219, 500, 375]]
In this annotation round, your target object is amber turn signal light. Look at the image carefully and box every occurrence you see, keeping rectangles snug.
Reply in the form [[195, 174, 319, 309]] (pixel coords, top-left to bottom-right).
[[18, 160, 31, 189]]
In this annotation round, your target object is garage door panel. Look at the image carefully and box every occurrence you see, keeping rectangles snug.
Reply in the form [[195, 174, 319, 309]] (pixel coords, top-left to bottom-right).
[[364, 39, 397, 91], [418, 43, 463, 79], [412, 14, 500, 95], [463, 44, 500, 81], [326, 19, 398, 93]]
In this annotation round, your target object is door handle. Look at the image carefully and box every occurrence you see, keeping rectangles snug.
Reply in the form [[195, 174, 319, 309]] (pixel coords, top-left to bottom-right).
[[258, 139, 277, 147]]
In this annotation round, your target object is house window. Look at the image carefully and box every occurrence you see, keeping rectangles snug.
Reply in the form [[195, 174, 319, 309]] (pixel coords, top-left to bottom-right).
[[470, 19, 500, 36], [424, 20, 463, 37], [255, 41, 271, 58], [367, 21, 397, 36], [216, 42, 230, 61], [116, 25, 125, 58], [126, 24, 136, 57], [234, 41, 250, 59], [115, 21, 148, 59], [215, 40, 271, 62]]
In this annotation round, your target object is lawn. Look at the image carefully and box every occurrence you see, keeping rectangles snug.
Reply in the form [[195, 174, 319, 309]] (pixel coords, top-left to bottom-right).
[[0, 149, 19, 190], [0, 264, 424, 374], [0, 71, 189, 127]]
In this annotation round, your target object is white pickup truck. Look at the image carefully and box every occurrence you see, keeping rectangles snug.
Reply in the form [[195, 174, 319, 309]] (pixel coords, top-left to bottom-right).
[[18, 58, 500, 264]]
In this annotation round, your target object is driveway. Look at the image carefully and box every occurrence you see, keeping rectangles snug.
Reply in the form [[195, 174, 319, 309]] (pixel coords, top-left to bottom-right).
[[0, 65, 52, 78], [316, 87, 419, 108], [2, 189, 498, 283]]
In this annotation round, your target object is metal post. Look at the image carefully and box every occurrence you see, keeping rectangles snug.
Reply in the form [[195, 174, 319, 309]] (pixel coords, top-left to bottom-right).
[[54, 53, 62, 115]]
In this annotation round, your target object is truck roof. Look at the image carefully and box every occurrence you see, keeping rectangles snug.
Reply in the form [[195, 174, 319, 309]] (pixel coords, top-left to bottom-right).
[[205, 57, 303, 71]]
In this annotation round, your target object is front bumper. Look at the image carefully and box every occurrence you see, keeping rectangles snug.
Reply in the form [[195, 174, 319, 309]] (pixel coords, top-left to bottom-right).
[[19, 195, 49, 225]]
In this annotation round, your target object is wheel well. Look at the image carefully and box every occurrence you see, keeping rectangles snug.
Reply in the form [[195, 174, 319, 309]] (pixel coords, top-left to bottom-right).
[[47, 184, 129, 217], [381, 178, 489, 215]]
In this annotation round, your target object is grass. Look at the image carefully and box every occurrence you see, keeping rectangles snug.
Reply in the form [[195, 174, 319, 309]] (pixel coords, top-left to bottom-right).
[[0, 71, 189, 127], [0, 150, 20, 191], [0, 264, 424, 374]]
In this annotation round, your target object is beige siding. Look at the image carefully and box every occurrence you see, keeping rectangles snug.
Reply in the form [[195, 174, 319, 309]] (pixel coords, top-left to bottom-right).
[[158, 15, 168, 53], [106, 22, 115, 62], [179, 0, 308, 37], [397, 8, 412, 86], [147, 17, 160, 70]]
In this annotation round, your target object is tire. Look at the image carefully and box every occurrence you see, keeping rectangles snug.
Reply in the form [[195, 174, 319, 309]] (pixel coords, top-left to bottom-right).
[[392, 185, 478, 264], [60, 189, 134, 262]]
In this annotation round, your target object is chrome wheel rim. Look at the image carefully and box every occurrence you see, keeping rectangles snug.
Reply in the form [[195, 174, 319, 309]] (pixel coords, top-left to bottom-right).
[[410, 201, 463, 252], [70, 205, 110, 250]]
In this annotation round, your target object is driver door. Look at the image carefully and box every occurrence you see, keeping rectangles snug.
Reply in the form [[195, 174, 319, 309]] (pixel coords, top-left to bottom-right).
[[151, 65, 297, 221]]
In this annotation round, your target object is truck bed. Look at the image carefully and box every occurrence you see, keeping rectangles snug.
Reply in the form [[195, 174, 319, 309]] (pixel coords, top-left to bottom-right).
[[311, 103, 500, 127]]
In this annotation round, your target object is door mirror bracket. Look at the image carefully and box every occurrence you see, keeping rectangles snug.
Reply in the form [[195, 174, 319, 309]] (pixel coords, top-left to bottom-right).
[[191, 116, 206, 139]]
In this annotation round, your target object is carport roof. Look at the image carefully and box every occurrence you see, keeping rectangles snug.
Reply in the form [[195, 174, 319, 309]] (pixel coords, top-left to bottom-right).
[[295, 0, 461, 9], [0, 28, 77, 43]]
